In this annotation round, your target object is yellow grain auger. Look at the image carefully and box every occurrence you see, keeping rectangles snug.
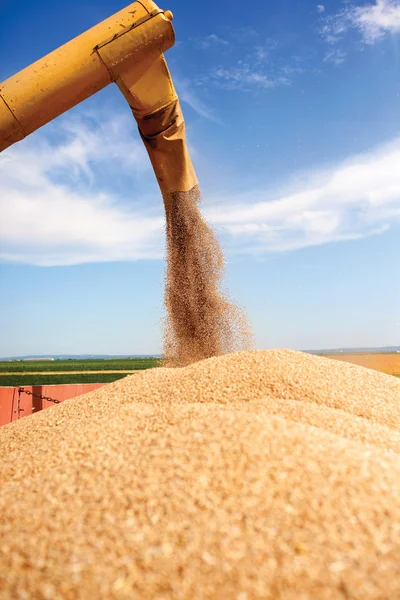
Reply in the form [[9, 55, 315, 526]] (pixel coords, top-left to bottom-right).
[[0, 0, 197, 196]]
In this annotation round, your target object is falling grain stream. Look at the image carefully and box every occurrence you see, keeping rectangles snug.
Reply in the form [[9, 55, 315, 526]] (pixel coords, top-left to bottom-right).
[[163, 185, 252, 367]]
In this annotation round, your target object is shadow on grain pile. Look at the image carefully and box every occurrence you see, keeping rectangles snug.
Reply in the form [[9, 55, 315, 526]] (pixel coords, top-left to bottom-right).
[[1, 349, 400, 600]]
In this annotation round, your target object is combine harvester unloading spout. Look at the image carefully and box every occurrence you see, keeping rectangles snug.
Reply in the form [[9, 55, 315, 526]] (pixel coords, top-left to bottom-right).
[[0, 0, 251, 366], [0, 0, 197, 196]]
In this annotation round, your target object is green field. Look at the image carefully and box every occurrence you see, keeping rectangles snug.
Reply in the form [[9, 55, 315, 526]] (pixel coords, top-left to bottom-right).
[[0, 358, 161, 373], [0, 357, 160, 387], [0, 373, 131, 387]]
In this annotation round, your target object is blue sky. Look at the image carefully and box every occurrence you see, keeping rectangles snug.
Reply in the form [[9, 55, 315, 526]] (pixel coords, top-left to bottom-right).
[[0, 0, 399, 357]]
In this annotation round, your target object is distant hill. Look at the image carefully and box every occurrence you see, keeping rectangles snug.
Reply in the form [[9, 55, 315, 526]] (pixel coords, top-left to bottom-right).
[[1, 348, 399, 361]]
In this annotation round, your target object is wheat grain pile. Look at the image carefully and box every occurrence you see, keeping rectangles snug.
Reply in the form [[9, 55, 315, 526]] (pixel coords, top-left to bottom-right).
[[163, 186, 252, 366], [1, 349, 400, 600]]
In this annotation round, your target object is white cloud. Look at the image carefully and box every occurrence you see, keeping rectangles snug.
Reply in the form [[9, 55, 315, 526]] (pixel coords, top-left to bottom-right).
[[317, 4, 325, 14], [0, 115, 165, 266], [205, 138, 400, 254], [350, 0, 400, 42], [322, 0, 400, 45], [1, 115, 400, 266]]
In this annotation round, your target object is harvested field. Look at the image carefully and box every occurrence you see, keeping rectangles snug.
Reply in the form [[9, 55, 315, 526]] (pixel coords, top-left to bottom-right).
[[323, 352, 400, 376], [0, 349, 400, 600]]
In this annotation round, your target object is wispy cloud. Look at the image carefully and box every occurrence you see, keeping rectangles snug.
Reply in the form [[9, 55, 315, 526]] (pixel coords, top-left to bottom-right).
[[255, 46, 269, 62], [281, 64, 307, 76], [46, 113, 149, 182], [193, 32, 307, 92], [174, 77, 223, 124], [254, 38, 279, 63], [322, 0, 400, 45], [211, 64, 290, 91], [317, 4, 325, 14], [323, 48, 347, 65], [226, 27, 259, 42], [190, 26, 307, 93], [1, 115, 399, 266], [194, 34, 229, 50], [320, 13, 350, 45]]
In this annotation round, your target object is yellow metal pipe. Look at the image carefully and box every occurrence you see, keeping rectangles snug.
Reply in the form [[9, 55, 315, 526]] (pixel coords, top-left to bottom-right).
[[0, 0, 174, 152], [117, 57, 198, 194]]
